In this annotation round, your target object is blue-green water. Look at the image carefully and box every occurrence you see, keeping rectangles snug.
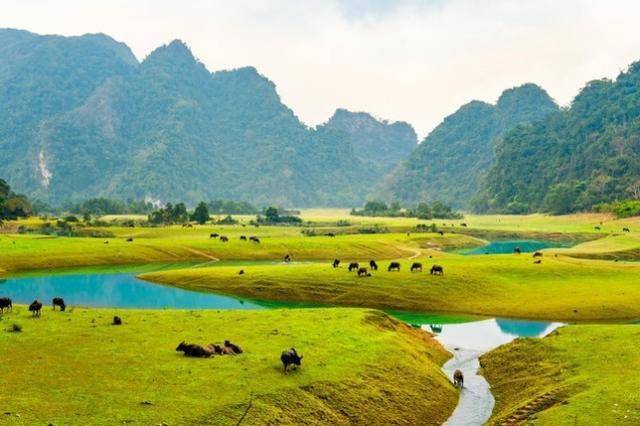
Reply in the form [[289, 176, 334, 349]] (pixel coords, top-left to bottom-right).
[[459, 240, 552, 255], [0, 270, 559, 342], [0, 273, 263, 309]]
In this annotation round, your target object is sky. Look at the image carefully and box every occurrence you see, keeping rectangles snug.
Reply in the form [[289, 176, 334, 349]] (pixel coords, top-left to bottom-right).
[[2, 0, 640, 137]]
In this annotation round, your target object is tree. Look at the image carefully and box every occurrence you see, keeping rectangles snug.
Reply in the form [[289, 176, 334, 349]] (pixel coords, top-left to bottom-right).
[[264, 207, 280, 223], [192, 202, 210, 224]]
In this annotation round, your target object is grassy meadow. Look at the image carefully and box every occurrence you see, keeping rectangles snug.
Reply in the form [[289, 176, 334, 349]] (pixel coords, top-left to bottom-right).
[[0, 307, 455, 425], [482, 324, 640, 425], [3, 209, 640, 423]]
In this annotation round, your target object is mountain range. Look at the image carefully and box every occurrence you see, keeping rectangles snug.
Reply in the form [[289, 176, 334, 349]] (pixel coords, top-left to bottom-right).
[[0, 29, 417, 207]]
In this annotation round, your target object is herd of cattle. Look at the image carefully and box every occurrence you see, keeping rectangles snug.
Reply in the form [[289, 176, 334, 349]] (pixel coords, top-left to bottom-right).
[[210, 233, 260, 243], [332, 259, 444, 277]]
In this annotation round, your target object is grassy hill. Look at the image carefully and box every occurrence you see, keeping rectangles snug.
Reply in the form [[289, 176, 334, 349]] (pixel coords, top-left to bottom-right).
[[0, 307, 456, 425], [482, 325, 640, 424]]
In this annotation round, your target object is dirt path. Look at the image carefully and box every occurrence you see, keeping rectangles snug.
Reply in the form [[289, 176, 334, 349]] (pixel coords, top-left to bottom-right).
[[181, 246, 220, 266]]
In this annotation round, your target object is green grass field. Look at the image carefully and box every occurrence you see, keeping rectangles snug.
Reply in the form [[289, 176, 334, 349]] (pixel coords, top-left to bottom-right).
[[0, 226, 482, 274], [141, 253, 640, 321], [0, 307, 456, 425], [481, 324, 640, 425], [3, 210, 640, 423]]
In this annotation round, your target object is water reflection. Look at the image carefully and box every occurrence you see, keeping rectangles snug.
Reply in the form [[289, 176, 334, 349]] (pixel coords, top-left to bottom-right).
[[426, 318, 561, 352], [0, 273, 264, 310]]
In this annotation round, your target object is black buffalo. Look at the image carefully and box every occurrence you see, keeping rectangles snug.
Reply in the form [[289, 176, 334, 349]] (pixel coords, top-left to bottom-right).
[[219, 236, 229, 242], [514, 247, 521, 254], [0, 297, 12, 313], [453, 369, 464, 388], [176, 341, 214, 358], [224, 340, 243, 354], [326, 233, 335, 237], [113, 316, 122, 325], [126, 237, 133, 242], [281, 348, 303, 372], [210, 233, 219, 239], [387, 262, 400, 272], [249, 236, 260, 243], [357, 267, 371, 277], [52, 297, 66, 311], [29, 300, 43, 317], [623, 227, 631, 232], [430, 265, 444, 275], [240, 235, 247, 241], [533, 251, 543, 258], [332, 259, 340, 268], [369, 260, 378, 270], [348, 262, 359, 272], [284, 254, 292, 263], [410, 262, 422, 272]]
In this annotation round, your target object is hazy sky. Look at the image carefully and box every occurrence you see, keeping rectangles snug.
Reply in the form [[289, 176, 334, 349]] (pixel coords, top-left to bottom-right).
[[2, 0, 640, 137]]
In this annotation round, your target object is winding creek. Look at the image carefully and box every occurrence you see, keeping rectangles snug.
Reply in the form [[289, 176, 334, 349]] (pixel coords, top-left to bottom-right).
[[0, 265, 563, 425]]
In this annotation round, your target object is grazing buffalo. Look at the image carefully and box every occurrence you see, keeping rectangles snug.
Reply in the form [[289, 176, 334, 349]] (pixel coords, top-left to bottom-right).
[[430, 265, 444, 275], [623, 227, 631, 232], [210, 233, 219, 239], [357, 267, 371, 277], [176, 341, 214, 358], [224, 340, 243, 354], [438, 231, 444, 236], [410, 262, 423, 272], [387, 262, 401, 272], [240, 235, 247, 241], [52, 297, 66, 311], [332, 259, 340, 268], [0, 297, 12, 313], [284, 254, 292, 263], [126, 237, 133, 242], [461, 223, 468, 228], [369, 260, 378, 271], [534, 259, 542, 264], [113, 316, 122, 325], [348, 262, 359, 272], [219, 236, 229, 242], [29, 300, 43, 317], [533, 251, 543, 258], [281, 348, 303, 372], [595, 226, 601, 231], [514, 247, 521, 255], [453, 369, 464, 388], [238, 269, 245, 275], [326, 233, 335, 237], [249, 236, 260, 243]]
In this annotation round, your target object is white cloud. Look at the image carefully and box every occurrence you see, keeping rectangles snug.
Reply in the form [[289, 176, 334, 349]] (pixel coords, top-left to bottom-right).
[[1, 0, 640, 137]]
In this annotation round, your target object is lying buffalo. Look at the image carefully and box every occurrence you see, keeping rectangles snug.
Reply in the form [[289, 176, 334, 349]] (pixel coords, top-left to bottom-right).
[[533, 251, 543, 258], [348, 262, 359, 272], [430, 265, 444, 275], [410, 262, 422, 272], [281, 348, 303, 373], [357, 267, 371, 277], [176, 341, 214, 358], [387, 262, 400, 272]]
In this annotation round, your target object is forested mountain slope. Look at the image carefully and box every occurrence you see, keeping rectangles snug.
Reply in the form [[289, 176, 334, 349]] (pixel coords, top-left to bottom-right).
[[378, 84, 558, 209], [0, 29, 415, 206]]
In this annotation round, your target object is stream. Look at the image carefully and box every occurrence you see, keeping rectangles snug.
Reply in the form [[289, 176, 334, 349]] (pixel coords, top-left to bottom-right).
[[428, 319, 562, 425]]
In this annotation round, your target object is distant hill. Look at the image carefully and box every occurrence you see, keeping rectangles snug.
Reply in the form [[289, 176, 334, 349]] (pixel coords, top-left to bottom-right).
[[0, 29, 416, 207], [378, 84, 558, 209], [478, 62, 640, 214]]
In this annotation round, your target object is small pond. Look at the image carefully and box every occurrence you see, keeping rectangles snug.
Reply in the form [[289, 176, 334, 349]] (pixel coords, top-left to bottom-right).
[[457, 240, 553, 255]]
